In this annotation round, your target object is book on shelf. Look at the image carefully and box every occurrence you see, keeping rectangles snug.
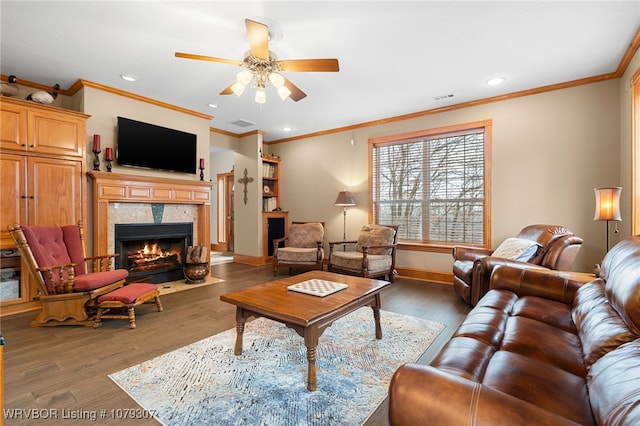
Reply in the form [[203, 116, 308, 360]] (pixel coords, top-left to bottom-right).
[[262, 162, 276, 178], [263, 197, 278, 212]]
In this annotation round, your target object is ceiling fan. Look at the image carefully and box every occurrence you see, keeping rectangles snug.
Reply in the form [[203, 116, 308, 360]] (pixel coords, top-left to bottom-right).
[[175, 19, 340, 103]]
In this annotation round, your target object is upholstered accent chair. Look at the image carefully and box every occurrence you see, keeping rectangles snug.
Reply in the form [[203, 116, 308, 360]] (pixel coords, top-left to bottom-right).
[[452, 224, 583, 306], [273, 222, 325, 276], [8, 222, 128, 326], [328, 224, 399, 282]]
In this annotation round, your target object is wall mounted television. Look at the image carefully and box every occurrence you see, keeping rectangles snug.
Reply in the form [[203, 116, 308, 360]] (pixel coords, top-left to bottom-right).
[[116, 116, 197, 174]]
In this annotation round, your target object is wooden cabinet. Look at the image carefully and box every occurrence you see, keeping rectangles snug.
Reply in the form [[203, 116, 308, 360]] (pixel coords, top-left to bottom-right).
[[262, 157, 280, 212], [0, 154, 83, 242], [0, 97, 87, 315], [1, 98, 84, 157], [0, 99, 27, 151], [0, 154, 26, 246]]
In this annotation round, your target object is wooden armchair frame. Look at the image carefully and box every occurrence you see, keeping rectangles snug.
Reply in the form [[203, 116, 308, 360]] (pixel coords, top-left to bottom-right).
[[8, 221, 127, 327]]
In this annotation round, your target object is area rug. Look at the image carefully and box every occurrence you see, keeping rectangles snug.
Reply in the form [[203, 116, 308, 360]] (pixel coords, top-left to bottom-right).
[[109, 308, 445, 426], [157, 276, 224, 296]]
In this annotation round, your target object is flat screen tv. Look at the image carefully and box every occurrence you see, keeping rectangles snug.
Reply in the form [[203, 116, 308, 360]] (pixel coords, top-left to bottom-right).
[[116, 116, 197, 174]]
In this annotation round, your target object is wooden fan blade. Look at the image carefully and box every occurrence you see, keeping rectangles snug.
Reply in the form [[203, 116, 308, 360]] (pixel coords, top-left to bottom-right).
[[175, 52, 243, 66], [279, 58, 340, 72], [283, 78, 307, 102], [220, 83, 234, 95], [245, 19, 269, 60]]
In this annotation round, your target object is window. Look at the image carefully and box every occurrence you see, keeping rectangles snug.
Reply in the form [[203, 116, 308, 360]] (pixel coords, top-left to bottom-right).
[[369, 120, 491, 247]]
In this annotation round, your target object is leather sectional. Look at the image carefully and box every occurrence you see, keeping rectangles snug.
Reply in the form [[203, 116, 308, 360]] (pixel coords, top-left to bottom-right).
[[389, 235, 640, 425]]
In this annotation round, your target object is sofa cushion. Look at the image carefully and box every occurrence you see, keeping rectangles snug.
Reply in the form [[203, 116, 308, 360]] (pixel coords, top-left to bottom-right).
[[572, 279, 637, 368], [430, 336, 496, 382], [356, 224, 395, 255], [599, 235, 640, 281], [473, 291, 584, 376], [510, 295, 576, 333], [588, 339, 640, 426], [492, 237, 540, 261], [605, 252, 640, 336], [482, 351, 594, 426], [501, 316, 585, 377]]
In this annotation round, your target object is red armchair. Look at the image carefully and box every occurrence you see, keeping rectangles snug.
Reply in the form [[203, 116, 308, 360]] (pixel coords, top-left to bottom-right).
[[9, 222, 128, 326]]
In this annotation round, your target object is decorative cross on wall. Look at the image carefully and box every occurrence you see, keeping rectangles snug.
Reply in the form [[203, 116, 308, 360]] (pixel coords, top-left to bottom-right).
[[237, 168, 254, 205]]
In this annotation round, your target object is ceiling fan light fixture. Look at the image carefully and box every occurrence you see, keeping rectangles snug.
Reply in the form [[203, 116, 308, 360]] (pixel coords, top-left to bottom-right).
[[176, 17, 338, 105], [255, 87, 266, 104], [269, 72, 284, 88], [231, 81, 246, 96], [277, 85, 291, 100], [237, 70, 253, 86]]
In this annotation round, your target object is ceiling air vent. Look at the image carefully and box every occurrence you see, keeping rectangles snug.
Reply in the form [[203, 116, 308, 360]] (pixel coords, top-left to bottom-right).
[[230, 119, 256, 128], [433, 94, 454, 101]]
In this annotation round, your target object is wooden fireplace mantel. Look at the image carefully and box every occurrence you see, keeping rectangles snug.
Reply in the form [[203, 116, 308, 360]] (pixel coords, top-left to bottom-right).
[[87, 171, 213, 257]]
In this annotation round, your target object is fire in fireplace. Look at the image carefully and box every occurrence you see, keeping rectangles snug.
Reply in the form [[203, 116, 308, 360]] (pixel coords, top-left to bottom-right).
[[115, 223, 193, 283], [126, 242, 181, 273]]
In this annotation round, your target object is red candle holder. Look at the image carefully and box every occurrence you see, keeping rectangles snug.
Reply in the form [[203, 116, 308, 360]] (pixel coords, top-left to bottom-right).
[[199, 158, 205, 181], [104, 147, 113, 172]]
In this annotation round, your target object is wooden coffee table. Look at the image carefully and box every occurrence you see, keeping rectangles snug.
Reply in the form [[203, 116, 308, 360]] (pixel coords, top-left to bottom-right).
[[220, 270, 391, 391]]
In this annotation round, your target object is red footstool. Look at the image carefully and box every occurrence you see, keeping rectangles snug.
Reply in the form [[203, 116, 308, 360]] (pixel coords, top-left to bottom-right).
[[93, 283, 163, 329]]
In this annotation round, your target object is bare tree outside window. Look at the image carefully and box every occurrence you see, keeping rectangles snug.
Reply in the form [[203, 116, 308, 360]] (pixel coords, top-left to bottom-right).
[[370, 121, 491, 246]]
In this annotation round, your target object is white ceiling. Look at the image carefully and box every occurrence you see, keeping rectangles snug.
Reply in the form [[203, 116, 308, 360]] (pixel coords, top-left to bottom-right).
[[1, 1, 639, 142]]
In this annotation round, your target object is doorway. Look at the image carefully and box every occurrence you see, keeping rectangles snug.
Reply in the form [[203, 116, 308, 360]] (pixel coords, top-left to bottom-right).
[[217, 171, 234, 252]]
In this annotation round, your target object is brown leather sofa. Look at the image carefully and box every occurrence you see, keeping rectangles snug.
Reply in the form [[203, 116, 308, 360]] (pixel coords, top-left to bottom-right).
[[453, 224, 583, 306], [389, 235, 640, 425]]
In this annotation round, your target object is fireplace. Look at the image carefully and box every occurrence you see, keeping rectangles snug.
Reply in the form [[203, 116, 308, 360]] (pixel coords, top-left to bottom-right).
[[115, 223, 193, 283]]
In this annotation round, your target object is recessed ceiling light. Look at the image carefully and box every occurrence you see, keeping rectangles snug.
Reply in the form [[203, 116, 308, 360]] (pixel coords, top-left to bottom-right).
[[208, 103, 219, 108], [120, 73, 138, 82], [282, 126, 293, 132], [486, 77, 505, 86]]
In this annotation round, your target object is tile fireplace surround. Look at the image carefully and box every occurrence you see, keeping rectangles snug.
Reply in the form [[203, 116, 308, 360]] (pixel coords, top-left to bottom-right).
[[87, 171, 213, 259]]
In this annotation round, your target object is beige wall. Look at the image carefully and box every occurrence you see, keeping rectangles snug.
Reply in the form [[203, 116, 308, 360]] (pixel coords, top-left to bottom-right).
[[233, 132, 263, 257], [80, 86, 211, 180], [265, 79, 622, 274]]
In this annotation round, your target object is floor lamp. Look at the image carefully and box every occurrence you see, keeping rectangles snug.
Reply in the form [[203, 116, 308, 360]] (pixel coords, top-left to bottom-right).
[[334, 191, 356, 241], [594, 187, 622, 253]]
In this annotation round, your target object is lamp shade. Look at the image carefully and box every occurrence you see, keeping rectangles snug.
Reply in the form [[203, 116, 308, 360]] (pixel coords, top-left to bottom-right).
[[594, 187, 622, 221], [334, 191, 356, 206]]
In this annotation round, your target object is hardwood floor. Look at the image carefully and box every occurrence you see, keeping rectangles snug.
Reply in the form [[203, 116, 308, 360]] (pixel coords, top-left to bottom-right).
[[1, 262, 469, 425]]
